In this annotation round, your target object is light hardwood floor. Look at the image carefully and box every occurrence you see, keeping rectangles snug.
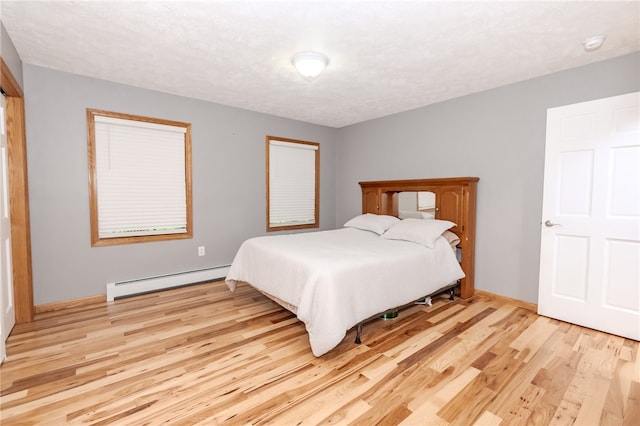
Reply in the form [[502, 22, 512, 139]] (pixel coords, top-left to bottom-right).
[[1, 280, 638, 425]]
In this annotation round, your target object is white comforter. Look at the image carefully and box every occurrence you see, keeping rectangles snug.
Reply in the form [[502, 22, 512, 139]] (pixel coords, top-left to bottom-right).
[[225, 227, 464, 356]]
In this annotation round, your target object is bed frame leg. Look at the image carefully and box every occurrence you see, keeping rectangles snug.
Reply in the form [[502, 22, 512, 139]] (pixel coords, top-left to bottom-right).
[[355, 323, 362, 344], [449, 287, 455, 301]]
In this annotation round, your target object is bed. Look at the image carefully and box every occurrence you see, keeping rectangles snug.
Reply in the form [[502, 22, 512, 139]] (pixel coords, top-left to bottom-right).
[[226, 177, 479, 356]]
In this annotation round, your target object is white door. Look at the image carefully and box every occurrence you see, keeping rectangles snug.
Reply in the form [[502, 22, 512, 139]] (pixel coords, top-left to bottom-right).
[[1, 91, 16, 362], [539, 92, 640, 341]]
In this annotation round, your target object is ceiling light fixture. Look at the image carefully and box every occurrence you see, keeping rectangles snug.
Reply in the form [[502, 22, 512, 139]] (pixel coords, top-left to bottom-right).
[[292, 52, 328, 80], [583, 35, 606, 51]]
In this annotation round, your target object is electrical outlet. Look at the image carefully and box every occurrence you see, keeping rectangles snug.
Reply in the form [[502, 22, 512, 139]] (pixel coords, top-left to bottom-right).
[[198, 246, 205, 256]]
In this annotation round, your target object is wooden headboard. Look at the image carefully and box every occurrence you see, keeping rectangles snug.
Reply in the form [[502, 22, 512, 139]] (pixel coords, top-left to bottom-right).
[[359, 177, 479, 299]]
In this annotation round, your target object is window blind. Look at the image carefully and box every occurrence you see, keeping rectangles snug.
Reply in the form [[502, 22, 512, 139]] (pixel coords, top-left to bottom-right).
[[268, 139, 318, 228], [94, 116, 187, 238]]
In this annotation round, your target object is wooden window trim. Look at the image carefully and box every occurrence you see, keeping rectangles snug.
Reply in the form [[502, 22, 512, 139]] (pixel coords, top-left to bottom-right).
[[87, 109, 193, 246], [266, 135, 319, 232]]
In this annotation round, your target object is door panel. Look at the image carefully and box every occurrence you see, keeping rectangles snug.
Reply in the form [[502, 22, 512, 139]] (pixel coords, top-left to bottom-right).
[[558, 150, 593, 216], [609, 146, 639, 218], [539, 92, 640, 341], [362, 188, 381, 214], [438, 187, 463, 231], [552, 234, 589, 301], [605, 239, 639, 311]]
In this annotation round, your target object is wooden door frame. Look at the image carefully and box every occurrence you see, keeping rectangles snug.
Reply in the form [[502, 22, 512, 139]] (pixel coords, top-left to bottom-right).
[[1, 56, 34, 323]]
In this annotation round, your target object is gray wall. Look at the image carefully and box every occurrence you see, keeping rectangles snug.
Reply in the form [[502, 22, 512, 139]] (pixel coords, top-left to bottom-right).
[[336, 52, 640, 303], [23, 65, 338, 305], [20, 53, 640, 306], [0, 20, 23, 89]]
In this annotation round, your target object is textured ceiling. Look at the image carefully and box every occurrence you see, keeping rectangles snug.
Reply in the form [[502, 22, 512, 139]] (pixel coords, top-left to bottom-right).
[[2, 1, 639, 128]]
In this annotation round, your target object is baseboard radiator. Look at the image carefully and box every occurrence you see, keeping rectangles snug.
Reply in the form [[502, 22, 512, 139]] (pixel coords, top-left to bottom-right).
[[106, 265, 230, 302]]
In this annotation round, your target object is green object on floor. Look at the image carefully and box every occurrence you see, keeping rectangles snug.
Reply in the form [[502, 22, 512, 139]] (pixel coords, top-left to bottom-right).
[[380, 309, 398, 319]]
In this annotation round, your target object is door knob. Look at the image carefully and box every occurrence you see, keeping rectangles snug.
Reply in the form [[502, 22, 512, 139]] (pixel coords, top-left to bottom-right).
[[544, 220, 560, 227]]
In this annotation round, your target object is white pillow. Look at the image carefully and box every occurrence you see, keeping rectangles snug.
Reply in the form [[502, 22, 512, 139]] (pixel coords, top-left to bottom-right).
[[382, 218, 456, 248], [398, 210, 423, 219], [442, 230, 461, 248], [398, 210, 435, 220], [343, 213, 400, 235]]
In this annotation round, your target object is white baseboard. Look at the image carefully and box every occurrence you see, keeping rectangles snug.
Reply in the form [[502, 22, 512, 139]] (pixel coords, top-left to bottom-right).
[[106, 265, 230, 301]]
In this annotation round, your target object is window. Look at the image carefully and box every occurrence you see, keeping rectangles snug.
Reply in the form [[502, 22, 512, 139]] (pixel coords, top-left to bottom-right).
[[266, 136, 319, 231], [87, 109, 192, 246]]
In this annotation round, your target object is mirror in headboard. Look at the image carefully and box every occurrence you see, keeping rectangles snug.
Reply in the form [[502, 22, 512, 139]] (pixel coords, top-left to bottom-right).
[[390, 188, 464, 235], [397, 191, 436, 219]]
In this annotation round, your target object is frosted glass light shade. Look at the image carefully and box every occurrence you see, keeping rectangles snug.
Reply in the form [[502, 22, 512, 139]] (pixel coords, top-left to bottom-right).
[[583, 35, 606, 51], [292, 52, 328, 79]]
